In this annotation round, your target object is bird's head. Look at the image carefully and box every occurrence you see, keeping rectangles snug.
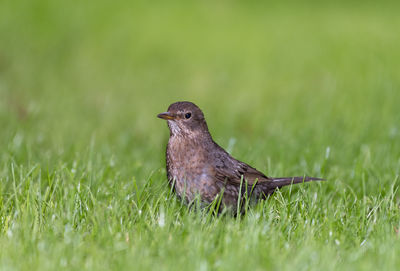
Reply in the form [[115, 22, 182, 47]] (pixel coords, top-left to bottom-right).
[[157, 101, 210, 137]]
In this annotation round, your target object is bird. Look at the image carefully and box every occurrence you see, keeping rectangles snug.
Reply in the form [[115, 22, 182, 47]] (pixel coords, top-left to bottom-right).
[[157, 101, 323, 211]]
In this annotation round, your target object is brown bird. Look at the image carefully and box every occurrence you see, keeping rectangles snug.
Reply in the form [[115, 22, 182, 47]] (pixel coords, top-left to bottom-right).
[[158, 101, 323, 210]]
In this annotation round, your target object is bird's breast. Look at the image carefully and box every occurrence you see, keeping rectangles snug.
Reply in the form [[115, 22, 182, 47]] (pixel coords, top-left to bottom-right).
[[166, 136, 218, 202], [167, 137, 207, 181]]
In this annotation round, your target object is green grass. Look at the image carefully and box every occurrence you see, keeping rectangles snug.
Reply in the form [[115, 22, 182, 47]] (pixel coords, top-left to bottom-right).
[[1, 0, 400, 270]]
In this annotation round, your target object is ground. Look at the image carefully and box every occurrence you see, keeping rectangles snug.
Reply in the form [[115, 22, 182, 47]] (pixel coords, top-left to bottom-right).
[[0, 1, 400, 270]]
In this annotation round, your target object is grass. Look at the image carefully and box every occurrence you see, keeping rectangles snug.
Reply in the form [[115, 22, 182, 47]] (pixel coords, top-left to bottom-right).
[[1, 0, 400, 270]]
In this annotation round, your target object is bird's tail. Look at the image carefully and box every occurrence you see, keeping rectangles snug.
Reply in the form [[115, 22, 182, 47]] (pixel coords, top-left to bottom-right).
[[270, 176, 324, 188]]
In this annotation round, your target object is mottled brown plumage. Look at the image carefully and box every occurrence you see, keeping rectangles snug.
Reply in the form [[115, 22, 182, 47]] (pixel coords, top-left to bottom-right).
[[157, 101, 322, 209]]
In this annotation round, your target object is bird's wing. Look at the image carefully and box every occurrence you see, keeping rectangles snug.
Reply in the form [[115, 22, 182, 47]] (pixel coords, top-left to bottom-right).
[[210, 146, 271, 186], [215, 160, 271, 186], [209, 143, 323, 190]]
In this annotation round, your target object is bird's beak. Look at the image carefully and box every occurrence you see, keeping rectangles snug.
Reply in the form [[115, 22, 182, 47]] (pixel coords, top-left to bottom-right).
[[157, 112, 175, 120]]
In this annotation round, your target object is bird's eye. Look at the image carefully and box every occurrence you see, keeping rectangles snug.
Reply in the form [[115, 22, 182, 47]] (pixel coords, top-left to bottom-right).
[[185, 113, 192, 119]]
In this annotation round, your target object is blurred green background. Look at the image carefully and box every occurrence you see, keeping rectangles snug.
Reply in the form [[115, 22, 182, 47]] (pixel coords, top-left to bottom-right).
[[1, 0, 400, 270], [1, 0, 400, 163]]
